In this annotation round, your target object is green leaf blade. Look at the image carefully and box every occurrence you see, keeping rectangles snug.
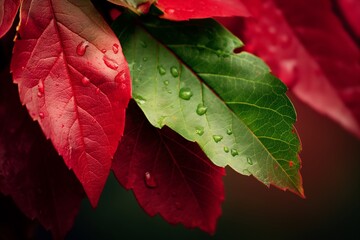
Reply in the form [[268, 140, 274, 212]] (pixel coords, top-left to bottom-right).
[[113, 14, 304, 196]]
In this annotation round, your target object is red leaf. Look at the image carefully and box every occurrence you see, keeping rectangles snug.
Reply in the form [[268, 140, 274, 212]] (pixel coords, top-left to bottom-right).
[[112, 101, 225, 234], [0, 71, 84, 239], [0, 0, 20, 38], [223, 0, 360, 138], [156, 0, 251, 20], [337, 0, 360, 38], [10, 0, 131, 206]]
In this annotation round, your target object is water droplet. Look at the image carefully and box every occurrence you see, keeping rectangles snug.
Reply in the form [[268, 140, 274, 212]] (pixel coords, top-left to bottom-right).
[[39, 112, 45, 119], [195, 127, 204, 136], [231, 149, 238, 157], [213, 135, 223, 143], [144, 171, 157, 188], [76, 41, 89, 56], [179, 87, 193, 100], [112, 43, 119, 54], [170, 66, 179, 78], [196, 104, 207, 116], [81, 76, 90, 86], [37, 92, 43, 98], [163, 80, 169, 85], [96, 88, 100, 94], [143, 57, 148, 62], [247, 157, 253, 165], [115, 70, 126, 83], [226, 128, 232, 135], [38, 80, 44, 94], [224, 146, 229, 153], [101, 49, 106, 53], [165, 8, 175, 14], [103, 55, 119, 70], [158, 66, 166, 75], [289, 160, 294, 168], [140, 41, 147, 48]]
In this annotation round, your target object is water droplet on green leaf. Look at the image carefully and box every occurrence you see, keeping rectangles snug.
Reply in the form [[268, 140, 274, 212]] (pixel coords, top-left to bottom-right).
[[247, 157, 253, 165], [170, 66, 179, 78], [224, 147, 229, 153], [158, 66, 166, 75], [179, 87, 193, 100], [231, 149, 238, 157], [196, 104, 207, 116], [213, 135, 223, 143], [195, 127, 204, 136], [226, 128, 232, 135]]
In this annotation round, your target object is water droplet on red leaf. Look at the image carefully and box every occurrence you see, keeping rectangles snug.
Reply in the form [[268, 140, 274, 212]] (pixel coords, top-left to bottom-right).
[[101, 49, 106, 53], [96, 88, 100, 94], [165, 8, 175, 14], [103, 55, 119, 70], [37, 92, 43, 98], [76, 41, 89, 56], [144, 171, 157, 188], [81, 76, 90, 86], [39, 112, 45, 119], [112, 43, 119, 54]]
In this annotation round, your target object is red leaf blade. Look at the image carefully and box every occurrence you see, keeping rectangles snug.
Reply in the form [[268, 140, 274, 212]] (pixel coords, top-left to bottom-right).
[[0, 72, 84, 239], [11, 0, 131, 206], [0, 0, 20, 38], [156, 0, 251, 20], [113, 102, 225, 234]]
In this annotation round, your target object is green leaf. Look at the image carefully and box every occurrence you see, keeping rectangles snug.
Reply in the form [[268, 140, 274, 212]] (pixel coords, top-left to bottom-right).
[[112, 13, 304, 196]]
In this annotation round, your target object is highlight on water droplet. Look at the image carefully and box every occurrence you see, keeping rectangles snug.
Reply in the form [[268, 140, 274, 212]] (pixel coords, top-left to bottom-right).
[[170, 66, 179, 78], [76, 41, 89, 56], [95, 88, 100, 94], [163, 80, 169, 85], [226, 128, 232, 135], [165, 8, 175, 14], [101, 49, 107, 53], [213, 135, 223, 143], [224, 146, 229, 153], [179, 87, 193, 100], [144, 171, 157, 188], [195, 126, 204, 136], [37, 92, 43, 98], [81, 76, 90, 86], [196, 103, 207, 116], [158, 65, 166, 75], [39, 112, 45, 119], [231, 149, 238, 157], [103, 55, 119, 70], [247, 157, 253, 165], [112, 43, 119, 54]]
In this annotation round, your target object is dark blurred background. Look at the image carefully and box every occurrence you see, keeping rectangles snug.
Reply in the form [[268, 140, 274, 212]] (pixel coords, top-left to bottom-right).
[[2, 93, 359, 240]]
